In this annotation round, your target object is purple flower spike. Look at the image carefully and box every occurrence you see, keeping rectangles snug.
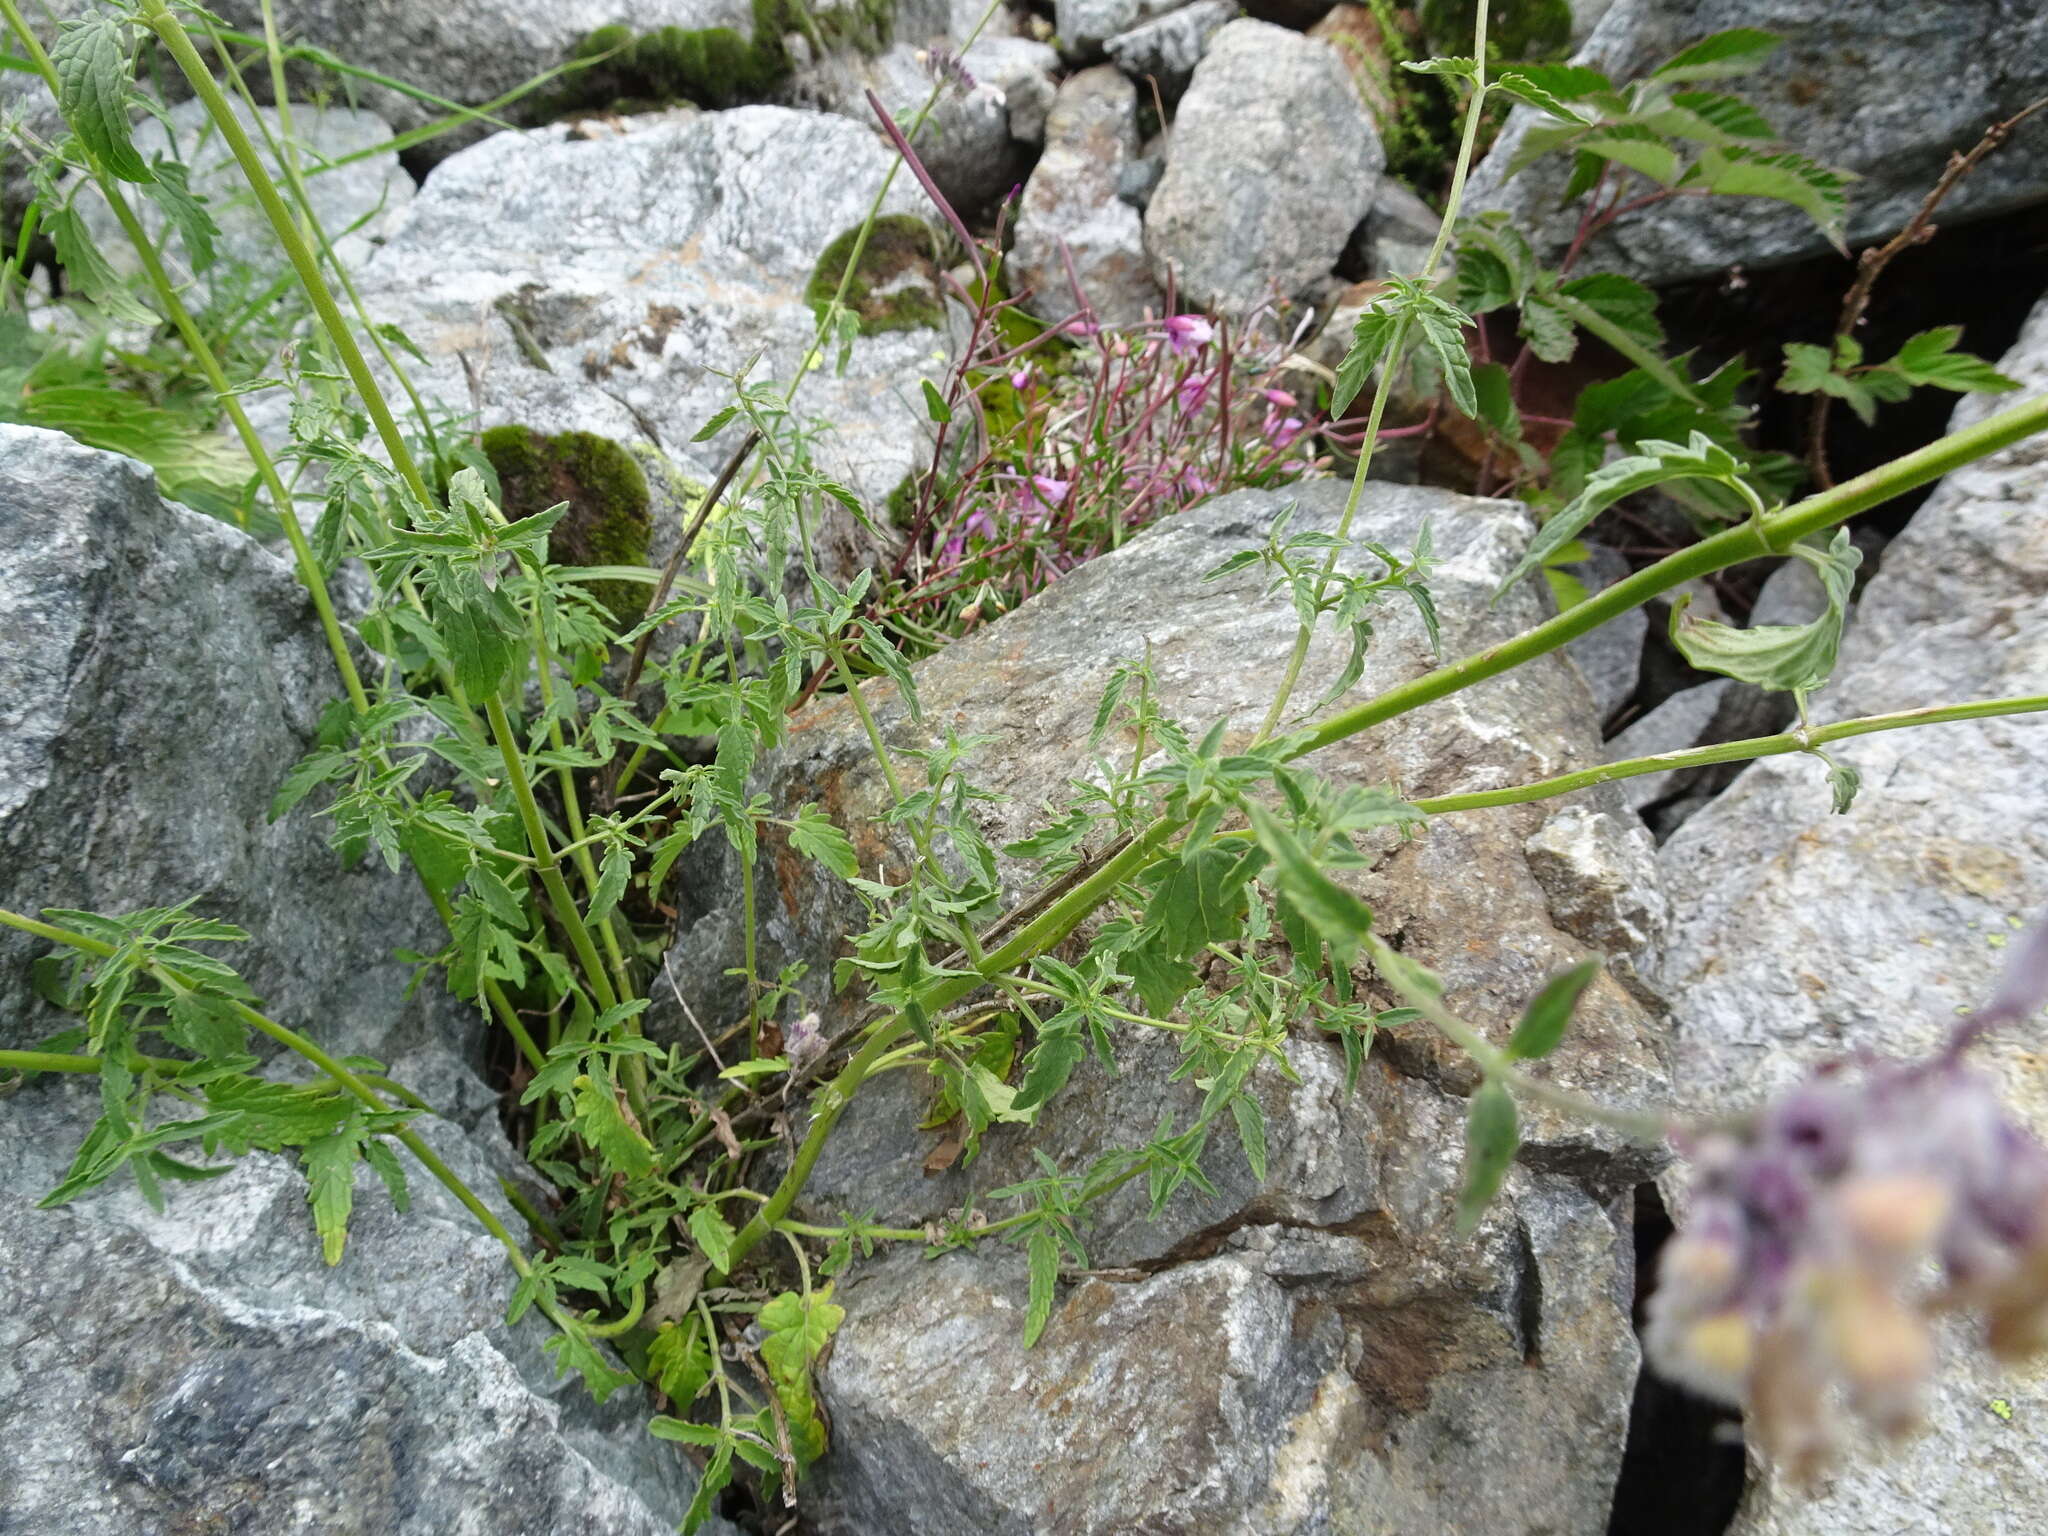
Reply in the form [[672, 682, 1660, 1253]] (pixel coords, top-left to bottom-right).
[[1648, 911, 2048, 1485]]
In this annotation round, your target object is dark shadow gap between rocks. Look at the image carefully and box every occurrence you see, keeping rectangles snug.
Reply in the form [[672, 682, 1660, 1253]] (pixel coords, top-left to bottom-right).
[[1607, 1182, 1747, 1536]]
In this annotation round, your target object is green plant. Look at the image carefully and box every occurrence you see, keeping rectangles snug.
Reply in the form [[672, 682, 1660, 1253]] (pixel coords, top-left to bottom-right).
[[5, 1, 2048, 1527]]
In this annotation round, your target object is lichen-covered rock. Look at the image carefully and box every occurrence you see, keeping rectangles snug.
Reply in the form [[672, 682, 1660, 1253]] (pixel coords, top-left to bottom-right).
[[1011, 66, 1164, 325], [483, 424, 654, 625], [1144, 19, 1384, 315], [348, 107, 948, 516], [0, 426, 447, 1066], [0, 425, 705, 1533], [661, 477, 1673, 1530], [1655, 297, 2048, 1529], [1466, 0, 2048, 284]]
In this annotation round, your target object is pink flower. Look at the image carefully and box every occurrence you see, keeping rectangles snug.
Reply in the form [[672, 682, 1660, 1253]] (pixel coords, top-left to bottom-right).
[[1011, 367, 1033, 391], [1177, 370, 1213, 416], [1262, 411, 1306, 450], [1027, 474, 1071, 509], [1163, 313, 1214, 356], [1064, 316, 1100, 338], [1262, 387, 1298, 410], [1180, 468, 1215, 498]]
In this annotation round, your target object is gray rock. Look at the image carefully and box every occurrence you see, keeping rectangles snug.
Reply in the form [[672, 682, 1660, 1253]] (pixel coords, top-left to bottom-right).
[[1103, 0, 1237, 101], [1603, 678, 1732, 813], [1560, 539, 1646, 724], [348, 107, 947, 514], [1012, 66, 1164, 325], [662, 477, 1673, 1530], [76, 96, 411, 294], [797, 40, 1031, 213], [1656, 296, 2048, 1529], [1467, 0, 2048, 284], [208, 0, 756, 138], [966, 35, 1063, 145], [1525, 803, 1668, 957], [1145, 19, 1383, 316], [1360, 177, 1446, 282], [0, 425, 450, 1067], [0, 426, 704, 1533], [1054, 0, 1192, 59], [0, 1080, 704, 1536]]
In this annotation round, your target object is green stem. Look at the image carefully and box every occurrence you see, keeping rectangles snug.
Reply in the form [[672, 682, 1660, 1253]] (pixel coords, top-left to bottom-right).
[[137, 0, 432, 507], [1255, 0, 1491, 739], [1414, 695, 2048, 814], [1361, 931, 1670, 1139], [0, 0, 369, 718], [1294, 384, 2048, 760], [484, 697, 621, 1017]]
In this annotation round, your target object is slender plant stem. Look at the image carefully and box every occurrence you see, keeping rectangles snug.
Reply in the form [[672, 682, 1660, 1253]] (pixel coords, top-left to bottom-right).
[[1413, 695, 2048, 814], [1361, 933, 1670, 1139], [0, 0, 369, 716], [1255, 0, 1492, 738], [137, 0, 432, 507]]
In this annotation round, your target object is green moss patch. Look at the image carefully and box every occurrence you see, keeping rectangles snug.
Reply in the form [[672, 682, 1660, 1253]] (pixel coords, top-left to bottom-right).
[[805, 215, 945, 336], [482, 424, 652, 626], [552, 0, 897, 117]]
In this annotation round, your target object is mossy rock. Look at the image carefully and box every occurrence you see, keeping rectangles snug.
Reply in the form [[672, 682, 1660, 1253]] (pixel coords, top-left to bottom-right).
[[481, 425, 652, 626], [552, 0, 896, 118], [805, 215, 945, 337]]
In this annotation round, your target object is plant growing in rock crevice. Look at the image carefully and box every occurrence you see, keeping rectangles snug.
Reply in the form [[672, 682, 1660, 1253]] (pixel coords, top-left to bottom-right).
[[3, 1, 2048, 1529]]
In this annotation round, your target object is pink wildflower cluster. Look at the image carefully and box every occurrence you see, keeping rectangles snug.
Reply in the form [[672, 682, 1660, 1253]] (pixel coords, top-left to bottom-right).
[[1648, 917, 2048, 1483]]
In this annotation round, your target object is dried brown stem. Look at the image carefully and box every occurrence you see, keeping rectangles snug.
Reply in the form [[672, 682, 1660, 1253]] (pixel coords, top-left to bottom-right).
[[1807, 96, 2048, 489]]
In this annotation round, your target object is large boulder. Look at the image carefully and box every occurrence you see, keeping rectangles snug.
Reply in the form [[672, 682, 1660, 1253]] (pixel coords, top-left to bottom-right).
[[1144, 18, 1384, 316], [0, 427, 707, 1532], [0, 425, 444, 1066], [348, 107, 949, 513], [1654, 297, 2048, 1527], [1466, 0, 2048, 284], [663, 476, 1675, 1530], [1011, 65, 1164, 325], [77, 95, 413, 295]]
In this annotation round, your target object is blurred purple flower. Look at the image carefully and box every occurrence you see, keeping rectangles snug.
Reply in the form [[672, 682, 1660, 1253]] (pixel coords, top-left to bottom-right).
[[1163, 313, 1214, 356], [1648, 912, 2048, 1484], [1177, 370, 1213, 416]]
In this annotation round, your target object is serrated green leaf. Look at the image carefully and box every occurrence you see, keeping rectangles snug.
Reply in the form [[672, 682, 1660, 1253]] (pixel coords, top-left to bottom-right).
[[1491, 70, 1592, 122], [1581, 130, 1683, 186], [1472, 361, 1522, 441], [1414, 299, 1476, 419], [52, 18, 152, 183], [164, 992, 245, 1061], [1403, 55, 1477, 79], [1144, 844, 1253, 962], [1666, 90, 1775, 141], [1505, 958, 1600, 1061], [301, 1124, 361, 1266], [1456, 1081, 1519, 1234], [789, 804, 859, 879], [587, 844, 631, 924], [1230, 1093, 1268, 1182], [1024, 1225, 1059, 1347], [46, 202, 155, 325], [542, 1328, 635, 1403], [759, 1287, 845, 1379], [1333, 305, 1403, 417], [140, 159, 218, 271], [1692, 147, 1853, 244], [1889, 326, 2021, 393], [1670, 528, 1860, 692], [688, 1202, 736, 1273], [359, 1136, 410, 1214], [1519, 293, 1577, 364], [1559, 273, 1663, 350], [1816, 748, 1861, 815], [572, 1073, 655, 1179], [1651, 27, 1781, 83], [1494, 432, 1747, 598], [1245, 803, 1373, 969]]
